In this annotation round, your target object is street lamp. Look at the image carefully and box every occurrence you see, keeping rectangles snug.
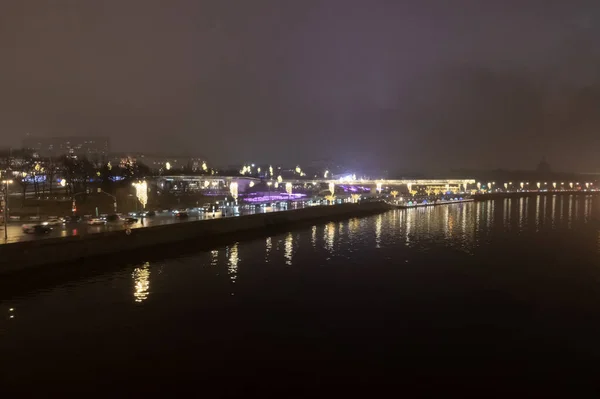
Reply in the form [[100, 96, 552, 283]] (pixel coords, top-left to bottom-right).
[[2, 179, 13, 240], [132, 181, 148, 209], [229, 182, 238, 205], [285, 182, 292, 200], [267, 181, 273, 201]]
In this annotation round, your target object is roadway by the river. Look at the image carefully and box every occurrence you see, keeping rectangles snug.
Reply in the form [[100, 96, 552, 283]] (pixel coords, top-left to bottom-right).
[[0, 204, 307, 244]]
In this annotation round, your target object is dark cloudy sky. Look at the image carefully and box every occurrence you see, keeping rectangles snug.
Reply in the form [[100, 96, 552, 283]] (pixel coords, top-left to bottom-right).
[[2, 0, 600, 172]]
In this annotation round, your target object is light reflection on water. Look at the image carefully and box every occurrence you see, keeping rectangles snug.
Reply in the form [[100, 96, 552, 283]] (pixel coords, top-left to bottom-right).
[[132, 262, 150, 303], [1, 194, 600, 388], [227, 243, 239, 291], [265, 237, 272, 263], [111, 195, 600, 302], [2, 195, 600, 314], [284, 232, 293, 266]]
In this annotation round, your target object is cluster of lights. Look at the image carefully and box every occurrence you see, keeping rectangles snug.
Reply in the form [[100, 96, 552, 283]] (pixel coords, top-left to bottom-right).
[[474, 181, 595, 192], [132, 180, 148, 208], [229, 182, 238, 203], [295, 166, 306, 177], [337, 174, 357, 183]]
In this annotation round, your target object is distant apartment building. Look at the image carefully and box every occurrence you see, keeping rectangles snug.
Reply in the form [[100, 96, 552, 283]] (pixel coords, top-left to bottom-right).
[[23, 136, 110, 159], [110, 152, 206, 172]]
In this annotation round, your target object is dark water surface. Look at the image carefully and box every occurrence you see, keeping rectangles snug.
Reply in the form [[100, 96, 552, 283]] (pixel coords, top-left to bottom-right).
[[2, 195, 600, 395]]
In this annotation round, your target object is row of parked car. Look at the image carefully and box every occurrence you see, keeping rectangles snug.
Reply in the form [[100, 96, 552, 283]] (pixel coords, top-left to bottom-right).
[[21, 214, 140, 234]]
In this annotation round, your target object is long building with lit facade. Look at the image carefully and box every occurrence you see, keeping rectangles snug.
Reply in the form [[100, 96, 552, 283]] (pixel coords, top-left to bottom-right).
[[23, 136, 110, 159]]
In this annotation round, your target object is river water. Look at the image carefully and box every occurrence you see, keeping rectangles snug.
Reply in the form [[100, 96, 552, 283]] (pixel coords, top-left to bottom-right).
[[2, 194, 600, 395]]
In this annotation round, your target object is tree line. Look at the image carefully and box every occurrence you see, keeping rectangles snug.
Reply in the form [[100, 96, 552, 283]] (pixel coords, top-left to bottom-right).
[[0, 150, 151, 201]]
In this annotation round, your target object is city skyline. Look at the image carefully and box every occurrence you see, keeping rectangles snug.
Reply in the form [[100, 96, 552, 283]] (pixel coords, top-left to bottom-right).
[[2, 1, 600, 173]]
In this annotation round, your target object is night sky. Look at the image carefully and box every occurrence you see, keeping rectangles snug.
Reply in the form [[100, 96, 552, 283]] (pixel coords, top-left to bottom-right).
[[2, 1, 600, 172]]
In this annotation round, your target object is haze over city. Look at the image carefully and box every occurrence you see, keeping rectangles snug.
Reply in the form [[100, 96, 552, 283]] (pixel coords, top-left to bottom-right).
[[2, 0, 600, 172]]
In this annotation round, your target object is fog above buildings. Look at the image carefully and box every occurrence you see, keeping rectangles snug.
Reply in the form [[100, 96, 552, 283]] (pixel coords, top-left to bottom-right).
[[2, 1, 600, 173]]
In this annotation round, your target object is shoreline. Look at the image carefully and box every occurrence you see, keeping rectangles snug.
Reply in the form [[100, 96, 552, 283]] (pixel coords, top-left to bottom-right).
[[0, 201, 390, 275]]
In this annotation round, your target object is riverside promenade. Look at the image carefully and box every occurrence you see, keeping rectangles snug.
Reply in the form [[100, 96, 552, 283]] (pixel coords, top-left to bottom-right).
[[0, 201, 390, 274]]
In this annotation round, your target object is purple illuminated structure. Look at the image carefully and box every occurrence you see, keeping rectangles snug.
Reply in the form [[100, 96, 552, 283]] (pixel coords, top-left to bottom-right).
[[244, 193, 307, 203], [339, 185, 371, 193]]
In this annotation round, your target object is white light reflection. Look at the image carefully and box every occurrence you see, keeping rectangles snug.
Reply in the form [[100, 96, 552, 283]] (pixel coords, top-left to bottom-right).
[[518, 198, 525, 231], [284, 232, 293, 265], [568, 195, 573, 229], [228, 243, 239, 289], [325, 222, 335, 252], [585, 196, 592, 222], [542, 196, 547, 227], [443, 206, 450, 238], [560, 195, 564, 225], [375, 214, 382, 248], [486, 200, 494, 230], [311, 226, 317, 248], [132, 262, 150, 303], [535, 195, 541, 232], [551, 196, 556, 229], [503, 199, 510, 229], [461, 203, 467, 239], [475, 201, 481, 236], [265, 237, 272, 262], [348, 218, 359, 239], [210, 250, 219, 266], [405, 209, 412, 244]]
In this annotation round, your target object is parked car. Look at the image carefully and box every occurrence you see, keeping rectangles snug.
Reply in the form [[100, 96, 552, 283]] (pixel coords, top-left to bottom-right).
[[44, 218, 65, 226], [22, 224, 52, 234], [87, 218, 106, 225], [123, 217, 138, 225], [175, 212, 189, 219], [105, 214, 120, 223]]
